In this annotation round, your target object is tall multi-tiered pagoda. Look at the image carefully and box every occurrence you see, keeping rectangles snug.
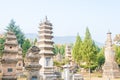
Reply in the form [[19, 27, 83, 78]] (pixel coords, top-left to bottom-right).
[[1, 31, 23, 80], [1, 31, 19, 80], [102, 31, 120, 79], [38, 17, 56, 80]]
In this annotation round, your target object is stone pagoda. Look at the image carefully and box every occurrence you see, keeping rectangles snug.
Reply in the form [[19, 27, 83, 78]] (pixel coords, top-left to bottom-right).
[[25, 46, 41, 80], [16, 46, 23, 75], [38, 17, 56, 80], [1, 31, 19, 80], [102, 31, 120, 79], [65, 45, 73, 66]]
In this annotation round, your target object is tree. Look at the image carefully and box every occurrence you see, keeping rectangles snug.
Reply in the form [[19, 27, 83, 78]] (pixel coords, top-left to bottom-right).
[[81, 27, 98, 79], [72, 33, 82, 66], [97, 48, 105, 70], [114, 45, 120, 66], [0, 38, 5, 56], [53, 44, 59, 55], [6, 19, 25, 46], [82, 27, 98, 66], [33, 38, 37, 46], [22, 39, 31, 57], [59, 45, 65, 56]]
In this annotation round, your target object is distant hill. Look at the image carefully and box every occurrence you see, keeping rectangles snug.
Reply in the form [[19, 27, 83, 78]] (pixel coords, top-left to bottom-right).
[[25, 33, 103, 47]]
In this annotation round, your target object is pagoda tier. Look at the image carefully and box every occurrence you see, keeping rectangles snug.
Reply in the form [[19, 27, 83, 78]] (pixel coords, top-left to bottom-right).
[[6, 35, 17, 39], [6, 32, 17, 40], [39, 35, 53, 40], [39, 22, 52, 27], [1, 58, 18, 63], [3, 50, 18, 53], [38, 30, 53, 34], [17, 47, 23, 60], [4, 42, 18, 45], [38, 40, 54, 44]]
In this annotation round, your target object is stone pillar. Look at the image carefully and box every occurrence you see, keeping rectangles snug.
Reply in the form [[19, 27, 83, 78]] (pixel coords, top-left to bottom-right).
[[63, 64, 71, 80]]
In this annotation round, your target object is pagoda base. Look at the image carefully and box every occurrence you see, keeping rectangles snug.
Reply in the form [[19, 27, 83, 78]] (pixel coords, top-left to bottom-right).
[[40, 74, 57, 80], [2, 76, 17, 80], [102, 62, 120, 79], [27, 71, 42, 80]]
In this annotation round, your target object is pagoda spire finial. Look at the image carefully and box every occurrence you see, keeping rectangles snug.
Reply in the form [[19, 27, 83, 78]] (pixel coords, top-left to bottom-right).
[[106, 31, 112, 47], [107, 29, 111, 34], [45, 16, 48, 22]]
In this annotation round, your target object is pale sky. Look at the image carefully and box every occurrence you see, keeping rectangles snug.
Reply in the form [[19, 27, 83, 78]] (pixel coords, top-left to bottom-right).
[[0, 0, 120, 43]]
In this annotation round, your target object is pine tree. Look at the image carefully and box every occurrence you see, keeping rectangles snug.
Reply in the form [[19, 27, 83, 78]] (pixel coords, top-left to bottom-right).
[[81, 27, 98, 79], [72, 33, 82, 66], [6, 19, 25, 46], [22, 39, 31, 57]]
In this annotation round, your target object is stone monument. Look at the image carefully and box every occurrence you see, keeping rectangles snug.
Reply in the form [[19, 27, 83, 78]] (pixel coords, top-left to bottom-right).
[[1, 31, 20, 80], [62, 64, 71, 80], [38, 17, 57, 80], [65, 45, 73, 66], [102, 31, 120, 79], [16, 46, 23, 75], [25, 46, 41, 80]]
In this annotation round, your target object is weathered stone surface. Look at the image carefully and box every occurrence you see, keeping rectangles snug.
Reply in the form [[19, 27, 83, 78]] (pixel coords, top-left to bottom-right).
[[25, 46, 41, 80], [38, 17, 57, 80], [1, 31, 23, 80], [102, 31, 120, 79]]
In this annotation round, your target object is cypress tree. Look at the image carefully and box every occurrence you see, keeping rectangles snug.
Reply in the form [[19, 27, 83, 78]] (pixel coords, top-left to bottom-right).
[[82, 27, 98, 79], [72, 33, 82, 66]]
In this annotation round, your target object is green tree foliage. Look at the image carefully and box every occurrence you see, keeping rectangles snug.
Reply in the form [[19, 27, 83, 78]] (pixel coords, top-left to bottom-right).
[[53, 44, 65, 56], [6, 19, 25, 46], [82, 27, 98, 70], [0, 38, 5, 56], [53, 44, 59, 55], [33, 38, 37, 46], [97, 48, 105, 69], [72, 34, 82, 66], [59, 45, 65, 55], [22, 39, 31, 57], [114, 45, 120, 65]]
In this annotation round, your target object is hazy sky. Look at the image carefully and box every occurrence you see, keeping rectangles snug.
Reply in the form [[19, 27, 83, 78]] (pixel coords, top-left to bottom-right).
[[0, 0, 120, 43]]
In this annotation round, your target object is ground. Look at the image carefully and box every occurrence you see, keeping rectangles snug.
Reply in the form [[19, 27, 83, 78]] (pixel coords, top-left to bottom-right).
[[81, 72, 120, 80]]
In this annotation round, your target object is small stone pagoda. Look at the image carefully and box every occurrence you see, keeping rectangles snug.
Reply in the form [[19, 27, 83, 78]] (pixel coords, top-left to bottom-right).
[[25, 46, 41, 80], [1, 31, 20, 80], [38, 17, 56, 80], [65, 45, 73, 66], [16, 46, 23, 75], [102, 31, 120, 79]]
